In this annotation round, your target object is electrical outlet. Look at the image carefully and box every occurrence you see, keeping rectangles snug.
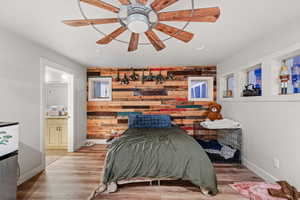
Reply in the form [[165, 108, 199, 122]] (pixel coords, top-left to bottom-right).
[[273, 158, 280, 169]]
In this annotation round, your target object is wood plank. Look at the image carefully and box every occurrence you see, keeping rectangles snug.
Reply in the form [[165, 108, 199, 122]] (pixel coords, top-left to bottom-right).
[[87, 72, 101, 77], [88, 101, 162, 106], [134, 89, 168, 96], [87, 112, 117, 117], [112, 91, 134, 97], [117, 112, 142, 116], [122, 106, 151, 109]]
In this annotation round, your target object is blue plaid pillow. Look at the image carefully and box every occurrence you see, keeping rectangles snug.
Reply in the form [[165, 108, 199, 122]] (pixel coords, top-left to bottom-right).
[[128, 114, 172, 128]]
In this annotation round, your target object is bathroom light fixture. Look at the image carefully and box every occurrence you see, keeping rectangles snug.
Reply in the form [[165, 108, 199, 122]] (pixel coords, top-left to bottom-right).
[[61, 74, 68, 81]]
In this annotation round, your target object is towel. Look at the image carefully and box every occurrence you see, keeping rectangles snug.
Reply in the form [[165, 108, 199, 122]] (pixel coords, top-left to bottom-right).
[[220, 145, 237, 160], [230, 182, 285, 200], [201, 119, 242, 129]]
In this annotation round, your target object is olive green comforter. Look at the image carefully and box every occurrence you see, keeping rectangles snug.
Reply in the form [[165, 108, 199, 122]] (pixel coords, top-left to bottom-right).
[[102, 126, 218, 195]]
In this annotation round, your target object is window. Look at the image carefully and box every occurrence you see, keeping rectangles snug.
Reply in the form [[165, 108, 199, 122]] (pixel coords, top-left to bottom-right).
[[188, 77, 214, 101], [88, 77, 112, 101], [223, 74, 235, 98], [281, 55, 300, 94], [242, 65, 262, 97], [247, 67, 262, 89]]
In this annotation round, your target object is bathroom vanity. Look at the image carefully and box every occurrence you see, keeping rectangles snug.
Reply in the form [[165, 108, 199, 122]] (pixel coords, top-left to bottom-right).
[[45, 116, 68, 149]]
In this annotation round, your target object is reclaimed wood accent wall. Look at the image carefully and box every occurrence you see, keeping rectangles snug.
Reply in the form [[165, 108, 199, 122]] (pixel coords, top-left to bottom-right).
[[87, 66, 217, 139]]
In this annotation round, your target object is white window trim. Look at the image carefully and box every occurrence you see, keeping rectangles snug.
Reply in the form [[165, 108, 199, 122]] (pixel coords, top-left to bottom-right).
[[188, 77, 214, 102], [88, 77, 112, 101]]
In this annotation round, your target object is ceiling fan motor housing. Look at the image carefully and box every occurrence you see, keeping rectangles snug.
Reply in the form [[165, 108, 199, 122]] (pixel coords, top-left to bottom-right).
[[126, 4, 156, 33]]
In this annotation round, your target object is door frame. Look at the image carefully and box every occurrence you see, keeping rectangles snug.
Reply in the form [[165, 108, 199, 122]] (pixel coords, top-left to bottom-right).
[[40, 58, 75, 169]]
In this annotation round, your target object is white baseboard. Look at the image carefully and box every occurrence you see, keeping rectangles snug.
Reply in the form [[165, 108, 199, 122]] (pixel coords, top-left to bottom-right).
[[242, 157, 278, 183], [18, 164, 44, 185], [86, 139, 107, 145], [74, 140, 86, 151]]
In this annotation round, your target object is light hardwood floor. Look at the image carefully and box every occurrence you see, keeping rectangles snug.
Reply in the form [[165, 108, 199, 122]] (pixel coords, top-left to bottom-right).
[[46, 149, 67, 167], [18, 145, 263, 200]]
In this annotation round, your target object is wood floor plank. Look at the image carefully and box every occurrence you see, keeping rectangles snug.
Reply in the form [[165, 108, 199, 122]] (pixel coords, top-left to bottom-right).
[[18, 145, 263, 200]]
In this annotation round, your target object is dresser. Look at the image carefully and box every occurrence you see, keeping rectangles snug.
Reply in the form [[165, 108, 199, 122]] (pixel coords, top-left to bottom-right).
[[45, 117, 68, 149]]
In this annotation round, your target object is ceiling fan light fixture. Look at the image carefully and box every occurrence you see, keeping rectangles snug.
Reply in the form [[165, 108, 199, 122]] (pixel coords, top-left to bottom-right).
[[127, 13, 149, 33], [64, 0, 221, 52]]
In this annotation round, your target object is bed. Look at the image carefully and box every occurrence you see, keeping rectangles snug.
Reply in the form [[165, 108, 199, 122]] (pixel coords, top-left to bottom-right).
[[92, 115, 218, 198]]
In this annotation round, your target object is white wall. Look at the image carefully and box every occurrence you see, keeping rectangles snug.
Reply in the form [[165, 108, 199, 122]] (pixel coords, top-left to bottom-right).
[[218, 18, 300, 189], [0, 28, 87, 184]]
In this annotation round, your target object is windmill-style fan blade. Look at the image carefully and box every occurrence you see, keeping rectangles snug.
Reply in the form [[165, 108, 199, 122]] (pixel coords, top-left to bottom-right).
[[151, 0, 178, 12], [97, 27, 127, 44], [128, 33, 139, 52], [137, 0, 147, 5], [145, 30, 166, 51], [118, 0, 130, 5], [80, 0, 120, 13], [63, 18, 119, 27], [160, 16, 218, 22], [154, 23, 194, 43], [158, 7, 220, 22]]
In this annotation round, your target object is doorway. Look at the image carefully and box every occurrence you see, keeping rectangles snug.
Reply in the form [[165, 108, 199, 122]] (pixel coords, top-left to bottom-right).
[[40, 59, 75, 168]]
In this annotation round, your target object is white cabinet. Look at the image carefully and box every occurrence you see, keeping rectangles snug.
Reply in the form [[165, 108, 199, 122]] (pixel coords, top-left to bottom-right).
[[46, 118, 68, 149]]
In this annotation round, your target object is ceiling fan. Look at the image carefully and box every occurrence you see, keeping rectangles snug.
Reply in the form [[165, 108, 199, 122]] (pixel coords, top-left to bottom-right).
[[63, 0, 220, 52]]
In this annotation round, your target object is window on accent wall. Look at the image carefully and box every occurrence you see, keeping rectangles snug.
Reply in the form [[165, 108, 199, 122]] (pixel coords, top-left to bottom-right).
[[88, 77, 112, 101], [242, 65, 262, 97], [281, 55, 300, 94], [188, 77, 214, 101]]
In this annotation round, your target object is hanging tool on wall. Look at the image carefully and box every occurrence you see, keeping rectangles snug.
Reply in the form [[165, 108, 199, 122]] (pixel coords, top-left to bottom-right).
[[146, 68, 155, 81], [166, 71, 175, 80], [141, 69, 146, 84], [156, 70, 165, 84], [121, 73, 130, 85], [115, 70, 121, 82], [129, 68, 139, 81]]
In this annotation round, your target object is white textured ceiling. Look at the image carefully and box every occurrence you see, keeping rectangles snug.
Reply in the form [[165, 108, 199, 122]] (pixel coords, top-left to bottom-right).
[[1, 0, 300, 67]]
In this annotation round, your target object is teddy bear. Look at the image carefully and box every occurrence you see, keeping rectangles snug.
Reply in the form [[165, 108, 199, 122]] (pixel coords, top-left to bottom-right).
[[207, 102, 223, 121]]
